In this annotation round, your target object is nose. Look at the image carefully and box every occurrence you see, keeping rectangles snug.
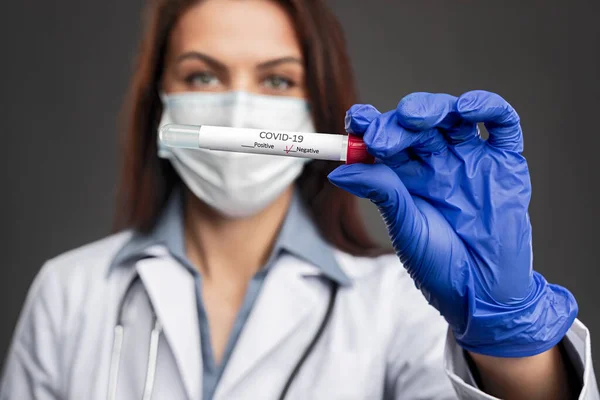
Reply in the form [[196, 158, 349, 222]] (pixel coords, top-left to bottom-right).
[[227, 70, 258, 94]]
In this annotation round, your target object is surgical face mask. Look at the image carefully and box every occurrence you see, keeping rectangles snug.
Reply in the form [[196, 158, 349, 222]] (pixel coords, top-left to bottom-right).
[[158, 91, 314, 218]]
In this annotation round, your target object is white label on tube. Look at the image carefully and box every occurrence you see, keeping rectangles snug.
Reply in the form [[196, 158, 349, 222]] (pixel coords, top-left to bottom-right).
[[198, 125, 346, 161]]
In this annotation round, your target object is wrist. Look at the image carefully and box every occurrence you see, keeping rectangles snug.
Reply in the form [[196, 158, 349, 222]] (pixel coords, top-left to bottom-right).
[[468, 345, 576, 400], [454, 272, 578, 357]]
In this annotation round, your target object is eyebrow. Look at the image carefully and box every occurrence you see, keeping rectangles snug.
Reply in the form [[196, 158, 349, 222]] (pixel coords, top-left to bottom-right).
[[175, 52, 303, 71], [176, 52, 227, 72], [256, 56, 303, 70]]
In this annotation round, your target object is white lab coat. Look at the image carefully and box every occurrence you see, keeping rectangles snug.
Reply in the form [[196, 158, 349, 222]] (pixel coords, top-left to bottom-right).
[[1, 231, 598, 399]]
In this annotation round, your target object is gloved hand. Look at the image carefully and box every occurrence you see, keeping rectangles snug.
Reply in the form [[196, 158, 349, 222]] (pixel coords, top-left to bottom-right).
[[328, 90, 577, 357]]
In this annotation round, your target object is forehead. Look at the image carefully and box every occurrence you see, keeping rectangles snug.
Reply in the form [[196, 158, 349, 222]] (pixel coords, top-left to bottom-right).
[[169, 0, 303, 61]]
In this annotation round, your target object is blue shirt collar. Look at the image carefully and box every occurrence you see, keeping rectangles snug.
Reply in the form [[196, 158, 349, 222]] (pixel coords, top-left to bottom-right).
[[110, 188, 351, 286]]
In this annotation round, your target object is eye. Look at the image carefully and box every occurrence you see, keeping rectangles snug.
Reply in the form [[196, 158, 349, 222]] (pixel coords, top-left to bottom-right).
[[185, 71, 221, 88], [262, 75, 295, 91]]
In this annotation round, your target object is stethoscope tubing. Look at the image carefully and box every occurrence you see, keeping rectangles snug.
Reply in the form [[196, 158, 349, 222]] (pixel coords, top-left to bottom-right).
[[107, 275, 339, 400]]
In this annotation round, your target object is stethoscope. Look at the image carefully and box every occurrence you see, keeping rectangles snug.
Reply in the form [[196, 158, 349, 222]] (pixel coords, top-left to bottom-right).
[[107, 275, 339, 400]]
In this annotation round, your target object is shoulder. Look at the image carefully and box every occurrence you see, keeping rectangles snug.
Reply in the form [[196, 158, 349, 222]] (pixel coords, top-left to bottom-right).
[[333, 249, 447, 331], [48, 231, 132, 268], [44, 231, 132, 276], [12, 232, 134, 342], [332, 254, 454, 394], [31, 231, 133, 298], [333, 250, 420, 295]]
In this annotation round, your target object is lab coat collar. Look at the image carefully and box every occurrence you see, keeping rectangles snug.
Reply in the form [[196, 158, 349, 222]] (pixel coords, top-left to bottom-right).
[[109, 187, 351, 286], [135, 254, 202, 400], [109, 189, 187, 272], [277, 190, 351, 286], [215, 254, 330, 397], [134, 248, 332, 399]]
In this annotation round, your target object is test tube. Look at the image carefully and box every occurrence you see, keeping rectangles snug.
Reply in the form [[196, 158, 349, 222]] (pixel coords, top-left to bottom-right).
[[159, 124, 374, 164]]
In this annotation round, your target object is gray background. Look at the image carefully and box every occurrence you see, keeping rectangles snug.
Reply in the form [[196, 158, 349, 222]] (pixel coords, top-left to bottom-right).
[[1, 0, 599, 372]]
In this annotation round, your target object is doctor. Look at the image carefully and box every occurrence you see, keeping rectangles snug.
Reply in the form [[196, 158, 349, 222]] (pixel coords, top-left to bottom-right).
[[1, 0, 597, 399]]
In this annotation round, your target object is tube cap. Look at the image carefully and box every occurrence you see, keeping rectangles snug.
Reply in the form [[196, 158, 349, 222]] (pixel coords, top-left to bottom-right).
[[346, 134, 375, 164]]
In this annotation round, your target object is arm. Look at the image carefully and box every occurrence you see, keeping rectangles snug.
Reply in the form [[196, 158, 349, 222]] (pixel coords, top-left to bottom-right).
[[445, 322, 600, 400], [329, 91, 596, 399], [0, 263, 63, 400], [469, 347, 577, 400]]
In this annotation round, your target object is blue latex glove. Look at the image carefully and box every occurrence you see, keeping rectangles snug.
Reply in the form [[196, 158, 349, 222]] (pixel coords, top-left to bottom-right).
[[328, 91, 578, 357]]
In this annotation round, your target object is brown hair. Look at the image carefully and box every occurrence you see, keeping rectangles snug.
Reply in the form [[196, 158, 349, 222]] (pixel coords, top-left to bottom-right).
[[113, 0, 387, 256]]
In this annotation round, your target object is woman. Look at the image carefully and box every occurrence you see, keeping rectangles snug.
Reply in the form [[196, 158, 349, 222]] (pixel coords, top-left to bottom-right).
[[1, 0, 597, 399]]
